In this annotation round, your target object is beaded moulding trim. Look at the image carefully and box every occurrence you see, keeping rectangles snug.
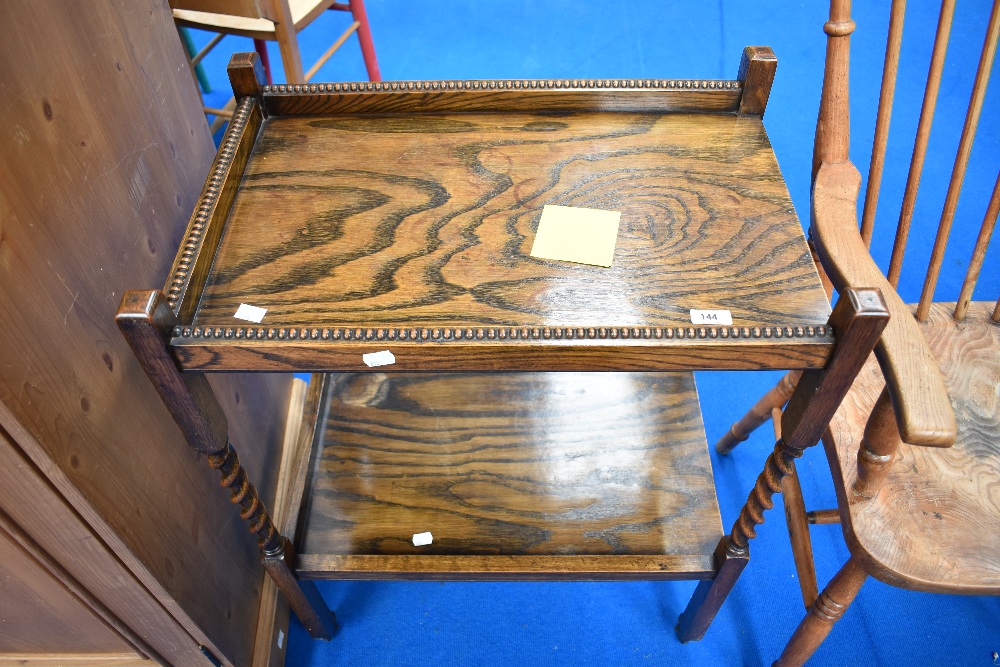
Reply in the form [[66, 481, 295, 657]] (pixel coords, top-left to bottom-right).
[[261, 78, 742, 95], [171, 324, 832, 343], [165, 98, 255, 312]]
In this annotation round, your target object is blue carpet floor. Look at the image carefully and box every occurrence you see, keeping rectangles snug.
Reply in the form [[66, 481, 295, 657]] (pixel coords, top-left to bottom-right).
[[188, 2, 999, 664]]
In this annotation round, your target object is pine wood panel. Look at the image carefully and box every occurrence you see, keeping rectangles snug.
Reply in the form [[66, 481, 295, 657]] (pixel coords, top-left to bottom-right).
[[298, 372, 723, 577], [0, 514, 134, 657], [0, 3, 292, 665], [824, 302, 1000, 594]]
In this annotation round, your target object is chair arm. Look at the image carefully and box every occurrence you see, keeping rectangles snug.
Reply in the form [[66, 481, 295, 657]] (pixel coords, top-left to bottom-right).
[[811, 162, 956, 446]]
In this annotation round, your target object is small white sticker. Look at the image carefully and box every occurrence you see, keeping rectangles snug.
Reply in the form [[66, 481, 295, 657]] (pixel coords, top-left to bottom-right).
[[363, 350, 396, 367], [690, 309, 733, 325], [277, 630, 284, 649], [234, 303, 267, 323], [412, 531, 433, 546]]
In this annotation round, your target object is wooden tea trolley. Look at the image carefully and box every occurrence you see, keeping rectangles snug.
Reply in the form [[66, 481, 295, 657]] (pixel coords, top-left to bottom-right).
[[117, 51, 889, 645]]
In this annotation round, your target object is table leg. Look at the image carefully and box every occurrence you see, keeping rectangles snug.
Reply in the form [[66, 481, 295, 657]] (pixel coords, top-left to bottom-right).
[[116, 290, 336, 640]]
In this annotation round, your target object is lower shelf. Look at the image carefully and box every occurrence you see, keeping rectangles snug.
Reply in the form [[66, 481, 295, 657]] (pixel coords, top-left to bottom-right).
[[296, 372, 723, 580]]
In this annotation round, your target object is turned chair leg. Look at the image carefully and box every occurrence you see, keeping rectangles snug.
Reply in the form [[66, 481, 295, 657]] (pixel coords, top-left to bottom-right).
[[854, 387, 902, 497], [676, 291, 887, 643], [772, 408, 819, 608], [116, 290, 336, 640], [716, 370, 802, 455], [773, 557, 868, 667]]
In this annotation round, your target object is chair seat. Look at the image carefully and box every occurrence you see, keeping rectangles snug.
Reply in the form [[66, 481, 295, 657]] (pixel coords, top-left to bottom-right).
[[173, 0, 333, 40], [824, 301, 1000, 594]]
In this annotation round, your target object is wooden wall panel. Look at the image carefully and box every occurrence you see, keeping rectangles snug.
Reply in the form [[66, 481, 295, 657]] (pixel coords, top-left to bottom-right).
[[0, 519, 134, 658], [0, 2, 292, 665]]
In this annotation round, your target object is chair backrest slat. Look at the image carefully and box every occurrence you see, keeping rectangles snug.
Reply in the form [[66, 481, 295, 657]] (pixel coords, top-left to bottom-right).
[[916, 0, 1000, 321], [886, 0, 955, 289], [953, 173, 1000, 321], [860, 0, 906, 249]]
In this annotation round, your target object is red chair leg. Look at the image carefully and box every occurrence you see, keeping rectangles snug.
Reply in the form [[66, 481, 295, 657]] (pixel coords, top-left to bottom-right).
[[348, 0, 381, 81], [253, 39, 273, 84]]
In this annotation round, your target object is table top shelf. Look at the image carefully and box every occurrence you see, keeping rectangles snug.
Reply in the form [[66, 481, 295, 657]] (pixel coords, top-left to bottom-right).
[[295, 371, 722, 580], [167, 81, 832, 372]]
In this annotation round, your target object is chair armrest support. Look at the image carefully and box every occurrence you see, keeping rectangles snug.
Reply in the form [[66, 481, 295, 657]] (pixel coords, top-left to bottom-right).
[[811, 162, 956, 446]]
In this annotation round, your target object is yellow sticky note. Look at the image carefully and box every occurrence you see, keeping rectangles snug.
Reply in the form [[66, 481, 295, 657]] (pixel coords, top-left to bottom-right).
[[529, 205, 622, 267]]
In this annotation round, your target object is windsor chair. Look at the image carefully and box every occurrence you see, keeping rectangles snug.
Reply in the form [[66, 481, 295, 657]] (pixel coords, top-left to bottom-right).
[[718, 0, 1000, 663]]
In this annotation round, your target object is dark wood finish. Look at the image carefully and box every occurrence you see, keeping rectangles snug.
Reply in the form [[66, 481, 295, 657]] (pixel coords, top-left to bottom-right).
[[299, 372, 723, 574], [174, 334, 834, 373], [117, 291, 230, 455], [676, 539, 748, 642], [773, 409, 819, 609], [262, 539, 337, 639], [263, 78, 743, 115], [773, 556, 867, 667], [171, 101, 833, 372], [727, 289, 888, 554], [824, 303, 1000, 594], [121, 44, 841, 651], [165, 98, 263, 321], [116, 291, 336, 639], [229, 51, 267, 101], [737, 46, 778, 116]]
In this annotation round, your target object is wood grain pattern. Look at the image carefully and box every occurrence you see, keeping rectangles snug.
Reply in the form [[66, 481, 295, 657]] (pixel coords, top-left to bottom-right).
[[737, 46, 778, 116], [196, 111, 826, 330], [262, 79, 742, 116], [298, 372, 723, 577], [812, 162, 956, 446], [0, 3, 294, 664], [0, 510, 136, 658], [824, 302, 1000, 594], [164, 97, 262, 320], [173, 332, 834, 373]]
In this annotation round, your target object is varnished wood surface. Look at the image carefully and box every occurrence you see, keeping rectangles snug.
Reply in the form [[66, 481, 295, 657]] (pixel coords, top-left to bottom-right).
[[824, 302, 1000, 594], [261, 79, 743, 116], [181, 110, 831, 370], [298, 372, 723, 577], [812, 162, 955, 446]]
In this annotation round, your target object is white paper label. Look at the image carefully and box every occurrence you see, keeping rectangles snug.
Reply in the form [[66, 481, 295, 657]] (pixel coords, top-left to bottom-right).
[[277, 630, 284, 649], [363, 350, 396, 367], [689, 309, 733, 325], [234, 303, 267, 323], [412, 531, 433, 546]]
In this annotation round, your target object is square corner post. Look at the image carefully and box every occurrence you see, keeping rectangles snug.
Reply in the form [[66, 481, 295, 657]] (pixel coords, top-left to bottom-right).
[[676, 288, 888, 642], [115, 290, 337, 641]]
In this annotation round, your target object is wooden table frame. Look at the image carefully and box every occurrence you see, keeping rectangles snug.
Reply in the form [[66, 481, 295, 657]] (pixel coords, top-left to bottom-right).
[[116, 51, 888, 646]]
